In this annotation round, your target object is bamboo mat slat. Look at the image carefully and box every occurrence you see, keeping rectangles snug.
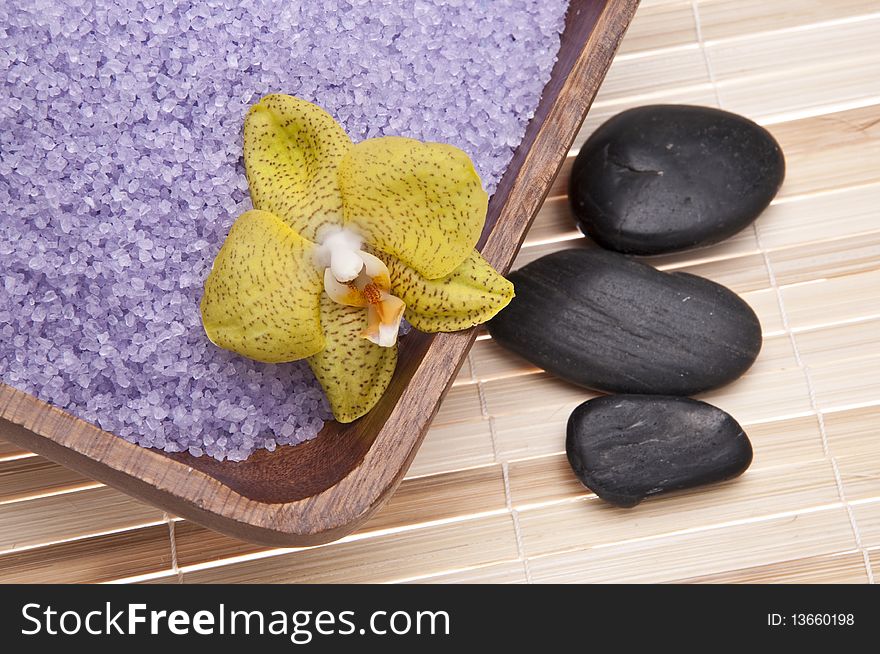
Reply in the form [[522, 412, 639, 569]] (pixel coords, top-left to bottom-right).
[[698, 0, 879, 41], [0, 525, 174, 584], [1, 0, 878, 584], [431, 383, 483, 426], [823, 406, 880, 457], [871, 549, 880, 572], [767, 232, 880, 287], [524, 508, 861, 583], [404, 560, 528, 585], [616, 0, 696, 55], [407, 420, 495, 478], [675, 551, 872, 584], [809, 357, 880, 412], [767, 108, 880, 197], [706, 15, 880, 79], [757, 184, 880, 250], [0, 441, 30, 462], [144, 514, 520, 585], [514, 459, 842, 555], [0, 457, 96, 504], [836, 450, 880, 503], [780, 269, 880, 331], [356, 465, 507, 534], [0, 486, 165, 554], [588, 45, 712, 108], [853, 504, 880, 549]]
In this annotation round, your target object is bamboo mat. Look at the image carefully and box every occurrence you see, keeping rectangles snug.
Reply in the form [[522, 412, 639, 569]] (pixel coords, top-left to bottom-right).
[[2, 0, 879, 584]]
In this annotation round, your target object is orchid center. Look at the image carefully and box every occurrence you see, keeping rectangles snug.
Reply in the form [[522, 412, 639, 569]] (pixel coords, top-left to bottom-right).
[[314, 226, 405, 348]]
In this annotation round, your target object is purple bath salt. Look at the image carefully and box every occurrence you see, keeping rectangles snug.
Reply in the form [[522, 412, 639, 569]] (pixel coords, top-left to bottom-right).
[[0, 0, 569, 461]]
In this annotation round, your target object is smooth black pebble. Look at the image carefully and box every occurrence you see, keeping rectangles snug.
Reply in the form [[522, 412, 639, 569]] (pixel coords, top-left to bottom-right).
[[567, 395, 753, 507], [487, 248, 762, 395], [569, 105, 785, 255]]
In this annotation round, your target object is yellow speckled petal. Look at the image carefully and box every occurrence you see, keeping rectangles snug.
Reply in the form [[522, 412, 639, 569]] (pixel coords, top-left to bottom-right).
[[201, 210, 324, 363], [338, 136, 488, 280], [382, 249, 514, 332], [244, 94, 353, 241], [307, 295, 398, 423]]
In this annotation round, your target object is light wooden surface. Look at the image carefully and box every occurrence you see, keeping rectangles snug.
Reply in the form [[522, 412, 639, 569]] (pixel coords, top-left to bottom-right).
[[1, 0, 879, 583]]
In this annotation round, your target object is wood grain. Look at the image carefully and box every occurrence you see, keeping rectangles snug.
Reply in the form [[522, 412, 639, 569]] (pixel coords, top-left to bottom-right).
[[0, 0, 641, 546]]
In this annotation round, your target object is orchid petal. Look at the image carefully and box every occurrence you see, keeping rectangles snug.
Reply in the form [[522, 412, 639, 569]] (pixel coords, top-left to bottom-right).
[[200, 210, 324, 363], [338, 136, 487, 280], [244, 94, 352, 241], [383, 249, 514, 332], [307, 295, 398, 423], [363, 293, 406, 347]]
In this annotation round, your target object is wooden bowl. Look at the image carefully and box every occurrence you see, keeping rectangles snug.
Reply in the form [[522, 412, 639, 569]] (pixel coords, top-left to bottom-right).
[[0, 0, 638, 546]]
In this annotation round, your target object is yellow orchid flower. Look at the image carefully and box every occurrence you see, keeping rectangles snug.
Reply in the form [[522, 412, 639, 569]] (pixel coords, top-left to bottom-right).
[[200, 94, 514, 423]]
